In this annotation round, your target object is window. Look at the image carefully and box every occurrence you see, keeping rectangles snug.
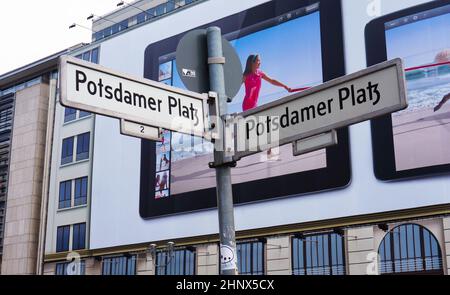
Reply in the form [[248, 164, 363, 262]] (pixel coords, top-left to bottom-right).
[[378, 224, 443, 275], [119, 20, 128, 31], [74, 177, 88, 206], [82, 51, 91, 61], [58, 180, 72, 209], [166, 1, 175, 12], [88, 1, 201, 42], [56, 260, 86, 275], [78, 110, 91, 118], [102, 255, 136, 275], [64, 108, 77, 123], [292, 232, 346, 275], [61, 137, 74, 165], [75, 48, 99, 64], [0, 104, 13, 132], [91, 48, 99, 64], [111, 23, 120, 34], [63, 108, 91, 124], [103, 27, 112, 38], [137, 12, 146, 24], [155, 4, 166, 16], [72, 223, 86, 250], [76, 133, 90, 161], [56, 225, 70, 252], [94, 31, 104, 42], [146, 8, 156, 18], [156, 248, 195, 275], [237, 241, 265, 275]]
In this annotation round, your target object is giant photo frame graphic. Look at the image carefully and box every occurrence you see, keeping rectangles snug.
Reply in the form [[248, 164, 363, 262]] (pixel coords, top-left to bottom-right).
[[140, 0, 350, 218], [366, 0, 450, 181]]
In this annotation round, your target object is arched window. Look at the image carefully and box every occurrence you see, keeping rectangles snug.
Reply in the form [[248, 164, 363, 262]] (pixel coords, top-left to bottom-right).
[[378, 223, 443, 275]]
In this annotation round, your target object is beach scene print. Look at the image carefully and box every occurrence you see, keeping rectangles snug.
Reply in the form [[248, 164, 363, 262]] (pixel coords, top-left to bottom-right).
[[386, 12, 450, 171], [155, 11, 326, 196]]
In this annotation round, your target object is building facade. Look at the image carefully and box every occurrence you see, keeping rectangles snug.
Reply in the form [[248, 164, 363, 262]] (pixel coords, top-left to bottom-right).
[[0, 44, 86, 274], [41, 0, 450, 276], [1, 0, 450, 276]]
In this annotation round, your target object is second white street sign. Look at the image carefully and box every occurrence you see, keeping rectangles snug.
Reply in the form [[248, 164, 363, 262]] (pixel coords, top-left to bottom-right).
[[233, 58, 408, 160]]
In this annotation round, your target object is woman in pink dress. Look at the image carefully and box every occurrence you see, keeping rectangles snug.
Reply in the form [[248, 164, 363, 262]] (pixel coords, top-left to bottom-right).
[[242, 54, 292, 111], [242, 54, 292, 159]]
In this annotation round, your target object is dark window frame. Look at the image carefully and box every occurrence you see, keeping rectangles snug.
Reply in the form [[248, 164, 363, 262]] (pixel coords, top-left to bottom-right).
[[74, 177, 88, 206], [82, 51, 91, 61], [58, 180, 72, 209], [72, 223, 86, 251], [236, 240, 265, 275], [292, 232, 346, 275], [156, 248, 196, 275], [119, 20, 129, 31], [90, 48, 99, 64], [76, 132, 90, 161], [61, 137, 74, 165], [78, 110, 92, 119], [155, 4, 166, 16], [56, 225, 70, 252], [102, 255, 137, 275], [137, 12, 147, 23], [64, 108, 77, 123]]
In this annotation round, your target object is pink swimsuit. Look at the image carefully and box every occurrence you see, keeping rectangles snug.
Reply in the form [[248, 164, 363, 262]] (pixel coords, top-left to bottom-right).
[[242, 70, 264, 111]]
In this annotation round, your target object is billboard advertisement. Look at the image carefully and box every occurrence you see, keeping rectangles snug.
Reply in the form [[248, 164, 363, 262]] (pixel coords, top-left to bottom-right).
[[89, 0, 450, 249], [140, 0, 350, 218], [367, 0, 450, 180]]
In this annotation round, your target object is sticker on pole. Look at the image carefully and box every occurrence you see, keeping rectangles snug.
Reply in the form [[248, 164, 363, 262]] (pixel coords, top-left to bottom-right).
[[220, 244, 236, 271]]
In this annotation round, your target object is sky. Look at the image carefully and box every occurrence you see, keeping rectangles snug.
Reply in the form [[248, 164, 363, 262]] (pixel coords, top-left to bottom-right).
[[0, 0, 116, 76], [172, 12, 323, 114], [386, 12, 450, 68]]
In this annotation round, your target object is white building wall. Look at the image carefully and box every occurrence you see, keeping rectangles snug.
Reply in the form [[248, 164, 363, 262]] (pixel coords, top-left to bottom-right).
[[197, 243, 219, 275], [347, 226, 376, 275], [443, 217, 450, 275], [266, 236, 291, 275], [44, 82, 95, 254]]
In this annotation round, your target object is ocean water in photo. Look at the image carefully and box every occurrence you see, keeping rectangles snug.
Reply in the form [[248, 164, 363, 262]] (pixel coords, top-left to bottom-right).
[[394, 69, 450, 116]]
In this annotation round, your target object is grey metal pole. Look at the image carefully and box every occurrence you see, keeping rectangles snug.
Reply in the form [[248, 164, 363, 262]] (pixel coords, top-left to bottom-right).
[[206, 26, 237, 275]]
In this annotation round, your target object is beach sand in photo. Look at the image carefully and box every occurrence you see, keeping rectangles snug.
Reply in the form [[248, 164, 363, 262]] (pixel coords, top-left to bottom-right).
[[170, 145, 326, 195], [392, 104, 450, 171]]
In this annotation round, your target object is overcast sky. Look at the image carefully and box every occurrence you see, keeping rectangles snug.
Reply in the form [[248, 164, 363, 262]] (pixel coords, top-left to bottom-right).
[[0, 0, 117, 76]]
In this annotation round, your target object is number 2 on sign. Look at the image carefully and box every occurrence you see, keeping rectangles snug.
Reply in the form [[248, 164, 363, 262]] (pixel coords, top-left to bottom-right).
[[140, 126, 145, 133]]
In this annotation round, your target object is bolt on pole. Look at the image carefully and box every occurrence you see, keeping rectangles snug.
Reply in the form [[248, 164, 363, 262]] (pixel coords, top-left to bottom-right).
[[206, 26, 237, 275]]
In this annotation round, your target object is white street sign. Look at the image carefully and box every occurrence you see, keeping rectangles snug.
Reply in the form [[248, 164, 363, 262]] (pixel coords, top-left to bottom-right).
[[120, 119, 161, 141], [59, 55, 208, 138], [233, 58, 407, 160]]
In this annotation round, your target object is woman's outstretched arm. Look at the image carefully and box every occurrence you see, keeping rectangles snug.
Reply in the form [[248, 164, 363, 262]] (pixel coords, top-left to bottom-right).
[[262, 73, 291, 91]]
